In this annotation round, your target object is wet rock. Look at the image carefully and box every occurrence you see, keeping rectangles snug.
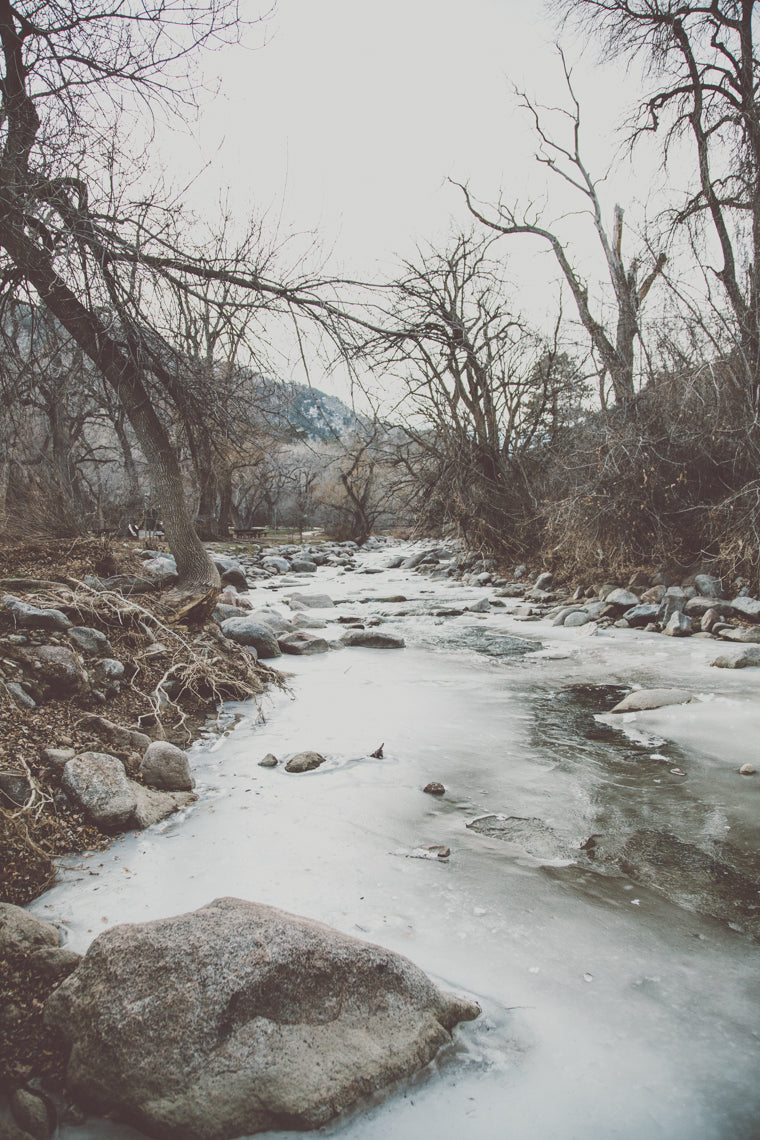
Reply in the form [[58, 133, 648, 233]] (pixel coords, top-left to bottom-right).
[[0, 902, 61, 956], [220, 617, 282, 659], [288, 592, 335, 609], [140, 741, 194, 791], [45, 899, 479, 1139], [2, 595, 71, 633], [610, 688, 693, 713], [67, 626, 112, 656], [423, 782, 445, 796], [711, 647, 760, 669], [466, 815, 573, 860], [285, 751, 327, 773], [277, 631, 330, 655], [258, 753, 278, 768], [131, 785, 195, 829], [340, 630, 405, 649], [663, 611, 693, 637], [61, 752, 137, 830]]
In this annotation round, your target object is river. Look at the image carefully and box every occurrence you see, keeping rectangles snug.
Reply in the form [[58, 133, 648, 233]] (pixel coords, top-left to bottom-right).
[[28, 544, 760, 1140]]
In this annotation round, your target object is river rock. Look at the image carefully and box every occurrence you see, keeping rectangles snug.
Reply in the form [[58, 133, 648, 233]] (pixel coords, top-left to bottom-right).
[[729, 596, 760, 621], [220, 617, 282, 658], [684, 596, 734, 618], [67, 626, 112, 656], [610, 688, 693, 713], [131, 785, 195, 828], [142, 557, 178, 584], [45, 899, 478, 1140], [22, 645, 89, 697], [694, 574, 723, 598], [288, 592, 335, 609], [291, 612, 327, 629], [467, 597, 491, 613], [621, 604, 661, 627], [604, 588, 640, 608], [2, 595, 71, 633], [423, 782, 445, 796], [277, 631, 330, 655], [213, 603, 251, 623], [78, 715, 151, 753], [220, 565, 249, 591], [259, 753, 278, 768], [0, 902, 61, 955], [662, 610, 692, 636], [61, 753, 137, 829], [340, 630, 405, 649], [534, 571, 553, 590], [290, 559, 317, 573], [564, 610, 591, 627], [140, 741, 194, 791], [261, 556, 291, 574], [719, 626, 760, 643], [285, 751, 327, 773], [249, 608, 294, 634], [711, 647, 760, 669]]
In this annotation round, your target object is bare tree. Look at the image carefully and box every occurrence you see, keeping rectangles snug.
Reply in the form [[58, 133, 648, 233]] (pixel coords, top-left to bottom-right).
[[555, 0, 760, 394], [377, 232, 585, 555], [455, 48, 665, 406]]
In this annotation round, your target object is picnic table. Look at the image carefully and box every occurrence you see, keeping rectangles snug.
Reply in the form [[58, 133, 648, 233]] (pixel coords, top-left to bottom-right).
[[229, 526, 267, 540]]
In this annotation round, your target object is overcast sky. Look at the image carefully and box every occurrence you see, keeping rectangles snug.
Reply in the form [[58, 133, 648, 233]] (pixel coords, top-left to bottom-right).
[[156, 0, 669, 393]]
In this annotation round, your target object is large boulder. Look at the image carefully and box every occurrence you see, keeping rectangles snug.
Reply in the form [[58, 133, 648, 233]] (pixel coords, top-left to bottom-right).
[[219, 617, 282, 659], [730, 596, 760, 622], [45, 898, 479, 1140]]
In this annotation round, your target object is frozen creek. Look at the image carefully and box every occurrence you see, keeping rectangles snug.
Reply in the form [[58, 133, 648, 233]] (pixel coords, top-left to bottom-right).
[[29, 545, 760, 1140]]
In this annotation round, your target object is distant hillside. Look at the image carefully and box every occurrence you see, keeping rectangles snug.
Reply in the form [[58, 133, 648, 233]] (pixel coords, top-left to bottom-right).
[[262, 380, 361, 442]]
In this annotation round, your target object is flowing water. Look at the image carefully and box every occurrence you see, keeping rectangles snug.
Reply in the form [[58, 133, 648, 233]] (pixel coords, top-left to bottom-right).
[[28, 547, 760, 1140]]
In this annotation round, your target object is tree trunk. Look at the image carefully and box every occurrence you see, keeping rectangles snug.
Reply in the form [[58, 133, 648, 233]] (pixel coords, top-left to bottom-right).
[[0, 218, 220, 606]]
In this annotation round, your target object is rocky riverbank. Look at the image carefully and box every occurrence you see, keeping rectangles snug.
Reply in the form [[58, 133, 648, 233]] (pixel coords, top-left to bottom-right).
[[4, 533, 760, 1139]]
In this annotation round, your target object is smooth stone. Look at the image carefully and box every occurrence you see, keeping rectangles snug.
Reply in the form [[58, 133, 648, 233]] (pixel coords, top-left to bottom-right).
[[277, 631, 330, 655], [739, 764, 756, 775], [564, 610, 591, 628], [220, 617, 282, 659], [610, 689, 693, 713], [140, 741, 194, 791], [621, 604, 661, 627], [288, 592, 335, 609], [604, 588, 640, 608], [285, 751, 327, 773], [131, 786, 195, 829], [258, 754, 279, 768]]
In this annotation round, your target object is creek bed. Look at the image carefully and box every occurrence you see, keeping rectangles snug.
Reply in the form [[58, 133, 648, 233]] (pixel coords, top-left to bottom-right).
[[30, 548, 760, 1140]]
